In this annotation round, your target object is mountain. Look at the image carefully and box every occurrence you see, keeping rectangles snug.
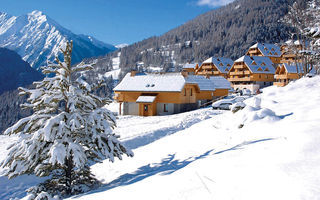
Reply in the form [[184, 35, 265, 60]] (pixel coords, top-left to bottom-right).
[[87, 0, 294, 80], [0, 10, 116, 70], [0, 47, 43, 134], [0, 47, 43, 94]]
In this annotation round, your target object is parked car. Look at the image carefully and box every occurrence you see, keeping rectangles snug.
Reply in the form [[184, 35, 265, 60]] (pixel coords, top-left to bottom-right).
[[212, 99, 233, 110], [212, 95, 249, 110]]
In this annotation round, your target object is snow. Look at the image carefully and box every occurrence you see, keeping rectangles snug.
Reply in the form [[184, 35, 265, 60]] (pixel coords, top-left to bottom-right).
[[114, 72, 230, 92], [235, 55, 275, 74], [136, 96, 156, 103], [183, 63, 197, 69], [249, 43, 282, 57], [0, 11, 115, 69], [202, 57, 233, 73], [115, 44, 129, 49], [282, 63, 304, 73], [1, 76, 320, 199]]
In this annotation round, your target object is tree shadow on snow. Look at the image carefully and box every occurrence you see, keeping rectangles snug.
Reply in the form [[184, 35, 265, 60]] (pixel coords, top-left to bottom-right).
[[73, 137, 275, 199], [278, 112, 293, 119], [214, 138, 274, 155]]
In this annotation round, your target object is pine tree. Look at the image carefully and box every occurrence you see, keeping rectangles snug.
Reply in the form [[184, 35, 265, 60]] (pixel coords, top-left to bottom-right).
[[0, 41, 133, 199]]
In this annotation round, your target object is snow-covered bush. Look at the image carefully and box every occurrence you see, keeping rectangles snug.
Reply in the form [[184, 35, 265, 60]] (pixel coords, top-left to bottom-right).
[[0, 41, 133, 199], [235, 97, 280, 128]]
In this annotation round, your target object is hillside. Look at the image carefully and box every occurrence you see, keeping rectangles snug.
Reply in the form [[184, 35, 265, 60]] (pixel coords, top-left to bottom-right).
[[0, 48, 43, 94], [0, 10, 116, 70], [0, 75, 319, 199], [87, 0, 293, 81]]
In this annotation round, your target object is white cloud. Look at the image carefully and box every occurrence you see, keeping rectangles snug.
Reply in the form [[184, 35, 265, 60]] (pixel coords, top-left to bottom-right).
[[197, 0, 235, 7]]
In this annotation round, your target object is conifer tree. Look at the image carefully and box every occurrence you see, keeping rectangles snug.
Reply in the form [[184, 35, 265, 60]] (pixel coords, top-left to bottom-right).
[[1, 41, 133, 199]]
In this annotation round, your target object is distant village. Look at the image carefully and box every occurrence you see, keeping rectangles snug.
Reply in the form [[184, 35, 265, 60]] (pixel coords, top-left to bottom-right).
[[113, 41, 315, 116]]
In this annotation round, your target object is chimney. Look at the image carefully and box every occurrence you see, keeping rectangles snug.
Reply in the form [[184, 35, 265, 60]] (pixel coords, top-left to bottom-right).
[[130, 70, 137, 77], [181, 71, 188, 77]]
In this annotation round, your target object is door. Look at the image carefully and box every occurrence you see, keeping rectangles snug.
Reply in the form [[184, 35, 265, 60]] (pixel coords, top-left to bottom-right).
[[143, 104, 149, 116]]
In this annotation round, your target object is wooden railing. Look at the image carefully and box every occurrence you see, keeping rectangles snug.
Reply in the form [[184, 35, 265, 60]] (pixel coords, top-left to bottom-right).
[[228, 77, 251, 82], [273, 82, 286, 87]]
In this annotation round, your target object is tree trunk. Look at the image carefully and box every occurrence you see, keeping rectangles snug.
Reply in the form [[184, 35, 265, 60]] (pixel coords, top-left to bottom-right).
[[65, 156, 73, 195]]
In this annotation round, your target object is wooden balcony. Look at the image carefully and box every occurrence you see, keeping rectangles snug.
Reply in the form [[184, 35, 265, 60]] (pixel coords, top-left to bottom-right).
[[229, 71, 250, 76], [201, 65, 213, 70], [228, 77, 252, 82], [274, 74, 288, 79], [273, 82, 286, 87], [230, 71, 244, 75], [114, 93, 124, 101], [234, 65, 244, 69]]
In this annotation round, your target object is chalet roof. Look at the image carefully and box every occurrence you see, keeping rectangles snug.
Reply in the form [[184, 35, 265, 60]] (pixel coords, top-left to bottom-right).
[[285, 40, 302, 45], [249, 43, 282, 57], [183, 63, 198, 69], [202, 57, 233, 73], [282, 63, 303, 74], [113, 72, 230, 92], [136, 96, 157, 103], [234, 56, 275, 74]]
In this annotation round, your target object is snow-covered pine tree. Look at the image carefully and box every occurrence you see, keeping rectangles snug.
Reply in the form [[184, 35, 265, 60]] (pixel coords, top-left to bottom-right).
[[0, 41, 133, 199]]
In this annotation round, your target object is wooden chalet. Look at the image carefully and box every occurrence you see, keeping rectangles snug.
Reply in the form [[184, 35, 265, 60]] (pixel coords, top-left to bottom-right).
[[280, 40, 303, 64], [195, 57, 233, 78], [228, 55, 275, 93], [274, 63, 303, 87], [182, 63, 199, 75], [246, 43, 282, 64], [113, 71, 230, 116]]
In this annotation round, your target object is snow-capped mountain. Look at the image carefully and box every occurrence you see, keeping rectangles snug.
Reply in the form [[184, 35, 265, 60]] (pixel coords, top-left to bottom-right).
[[0, 10, 116, 70]]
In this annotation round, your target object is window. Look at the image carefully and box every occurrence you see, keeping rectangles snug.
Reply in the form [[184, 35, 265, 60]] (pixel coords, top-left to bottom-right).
[[184, 88, 187, 96], [164, 104, 168, 112], [144, 105, 148, 111], [190, 88, 193, 96]]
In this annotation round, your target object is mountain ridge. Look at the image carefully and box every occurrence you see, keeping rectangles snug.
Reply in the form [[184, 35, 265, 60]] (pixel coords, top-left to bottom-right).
[[85, 0, 293, 81], [0, 10, 116, 70]]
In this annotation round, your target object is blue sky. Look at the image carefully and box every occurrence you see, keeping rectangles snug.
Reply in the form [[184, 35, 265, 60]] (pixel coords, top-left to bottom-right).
[[0, 0, 234, 45]]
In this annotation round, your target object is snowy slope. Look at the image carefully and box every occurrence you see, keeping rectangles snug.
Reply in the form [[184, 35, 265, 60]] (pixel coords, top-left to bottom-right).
[[0, 76, 320, 199], [73, 76, 320, 200], [0, 10, 116, 70]]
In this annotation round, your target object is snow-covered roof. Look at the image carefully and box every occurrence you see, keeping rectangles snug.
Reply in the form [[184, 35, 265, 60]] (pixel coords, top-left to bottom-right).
[[282, 63, 316, 74], [136, 96, 157, 103], [113, 72, 230, 92], [282, 63, 303, 74], [285, 40, 302, 46], [114, 73, 185, 92], [249, 43, 282, 57], [202, 57, 233, 73], [234, 56, 275, 74], [183, 63, 198, 69]]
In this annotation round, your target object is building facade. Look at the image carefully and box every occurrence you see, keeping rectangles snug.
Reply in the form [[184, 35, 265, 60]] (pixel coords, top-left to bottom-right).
[[114, 72, 230, 116]]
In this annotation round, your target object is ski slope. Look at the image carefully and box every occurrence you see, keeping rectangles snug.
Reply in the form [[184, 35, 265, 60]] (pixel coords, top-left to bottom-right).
[[0, 76, 319, 199]]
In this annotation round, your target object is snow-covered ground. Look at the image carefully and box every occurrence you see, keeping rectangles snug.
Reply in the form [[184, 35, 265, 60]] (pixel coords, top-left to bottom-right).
[[0, 76, 320, 199]]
